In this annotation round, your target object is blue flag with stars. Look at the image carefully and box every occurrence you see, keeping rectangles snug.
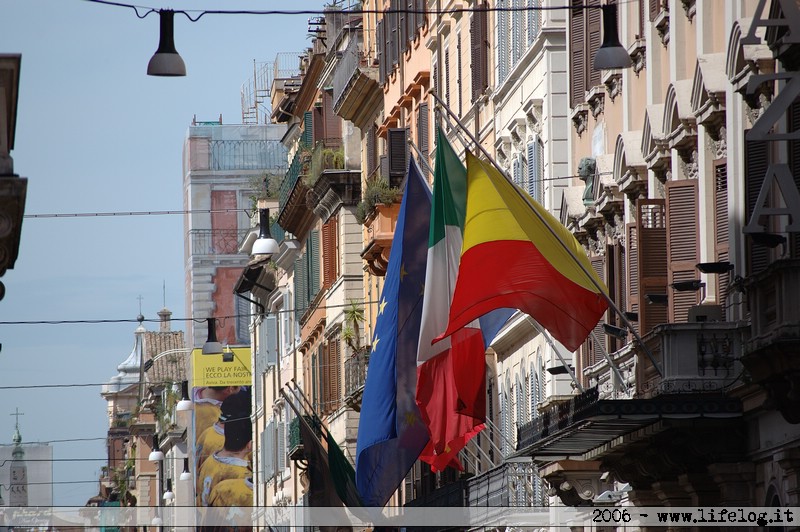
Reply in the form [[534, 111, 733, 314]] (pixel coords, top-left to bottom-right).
[[355, 159, 432, 507]]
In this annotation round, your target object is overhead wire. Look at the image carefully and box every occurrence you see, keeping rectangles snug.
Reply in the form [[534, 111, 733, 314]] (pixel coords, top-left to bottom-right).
[[0, 299, 380, 325], [80, 0, 638, 20]]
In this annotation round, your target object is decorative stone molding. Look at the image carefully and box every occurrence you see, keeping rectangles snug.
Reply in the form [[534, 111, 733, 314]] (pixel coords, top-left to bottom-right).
[[681, 0, 696, 22], [655, 11, 670, 47], [587, 86, 605, 119], [629, 39, 646, 75], [679, 148, 699, 180], [571, 104, 590, 136], [603, 70, 623, 102], [709, 126, 727, 160]]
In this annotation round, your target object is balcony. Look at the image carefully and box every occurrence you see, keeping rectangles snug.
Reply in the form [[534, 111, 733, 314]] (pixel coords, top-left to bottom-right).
[[189, 229, 249, 256], [406, 460, 542, 508], [332, 35, 382, 130], [742, 258, 800, 423], [277, 149, 315, 238], [633, 321, 745, 398], [343, 351, 369, 412], [361, 203, 400, 276]]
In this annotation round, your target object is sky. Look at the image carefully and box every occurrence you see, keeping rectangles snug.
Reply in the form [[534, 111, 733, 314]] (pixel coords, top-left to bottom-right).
[[0, 0, 321, 506]]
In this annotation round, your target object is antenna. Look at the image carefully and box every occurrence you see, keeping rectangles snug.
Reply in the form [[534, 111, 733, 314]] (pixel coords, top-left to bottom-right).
[[162, 280, 166, 307], [137, 295, 144, 315]]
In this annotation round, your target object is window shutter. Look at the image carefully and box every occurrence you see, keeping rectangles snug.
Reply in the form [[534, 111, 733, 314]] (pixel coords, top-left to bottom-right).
[[277, 420, 287, 473], [514, 374, 524, 446], [389, 9, 399, 67], [379, 154, 389, 183], [236, 295, 250, 344], [433, 58, 439, 102], [497, 0, 510, 84], [313, 105, 325, 145], [417, 103, 430, 173], [587, 0, 602, 89], [649, 0, 661, 22], [569, 0, 585, 107], [366, 125, 378, 176], [294, 256, 307, 320], [788, 101, 800, 257], [263, 423, 274, 481], [666, 179, 700, 323], [281, 292, 291, 355], [512, 155, 523, 188], [457, 31, 463, 116], [637, 199, 668, 334], [714, 161, 730, 305], [470, 3, 489, 102], [302, 111, 313, 148], [526, 139, 543, 202], [744, 133, 770, 275], [377, 18, 386, 84], [415, 0, 426, 30], [329, 334, 342, 411], [511, 0, 523, 66], [444, 45, 451, 108], [583, 255, 606, 369], [398, 0, 408, 53], [530, 362, 538, 419], [387, 128, 409, 187], [528, 0, 541, 45], [322, 219, 337, 289], [265, 314, 278, 367], [500, 388, 508, 455], [308, 230, 321, 298], [626, 222, 639, 336], [322, 91, 340, 142]]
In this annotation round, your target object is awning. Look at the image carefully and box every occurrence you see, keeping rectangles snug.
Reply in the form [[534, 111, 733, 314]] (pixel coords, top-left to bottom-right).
[[515, 388, 742, 459]]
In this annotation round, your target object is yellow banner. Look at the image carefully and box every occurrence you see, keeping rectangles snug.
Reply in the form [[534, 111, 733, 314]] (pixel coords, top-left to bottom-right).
[[191, 347, 252, 387]]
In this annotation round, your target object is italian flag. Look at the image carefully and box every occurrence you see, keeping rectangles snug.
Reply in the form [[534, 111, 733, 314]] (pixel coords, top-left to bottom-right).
[[416, 128, 487, 472]]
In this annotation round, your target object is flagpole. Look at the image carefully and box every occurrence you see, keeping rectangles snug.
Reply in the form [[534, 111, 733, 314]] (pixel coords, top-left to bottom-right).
[[428, 90, 662, 378]]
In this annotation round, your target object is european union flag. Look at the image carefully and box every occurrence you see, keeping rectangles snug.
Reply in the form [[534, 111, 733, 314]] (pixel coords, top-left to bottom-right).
[[355, 160, 432, 507]]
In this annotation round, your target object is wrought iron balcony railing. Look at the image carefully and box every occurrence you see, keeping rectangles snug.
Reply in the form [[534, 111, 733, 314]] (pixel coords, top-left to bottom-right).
[[344, 351, 369, 411], [189, 229, 250, 256]]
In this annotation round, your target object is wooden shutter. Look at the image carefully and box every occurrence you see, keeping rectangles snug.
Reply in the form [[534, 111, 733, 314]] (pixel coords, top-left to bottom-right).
[[584, 255, 607, 369], [569, 0, 585, 107], [444, 45, 451, 107], [512, 155, 523, 188], [313, 105, 325, 145], [387, 128, 409, 187], [714, 160, 730, 305], [321, 217, 339, 289], [417, 103, 429, 173], [745, 132, 770, 275], [265, 315, 278, 367], [328, 334, 342, 411], [294, 256, 307, 320], [528, 0, 541, 45], [471, 3, 489, 102], [649, 0, 661, 22], [301, 111, 313, 148], [457, 31, 463, 116], [606, 242, 626, 352], [398, 0, 408, 53], [788, 101, 800, 257], [366, 125, 378, 176], [626, 222, 640, 336], [322, 91, 340, 142], [415, 0, 426, 30], [511, 0, 523, 66], [308, 230, 321, 298], [377, 18, 386, 84], [526, 139, 543, 202], [277, 420, 287, 472], [637, 199, 668, 334], [262, 424, 274, 481], [587, 0, 602, 89], [497, 0, 510, 85], [666, 179, 700, 323]]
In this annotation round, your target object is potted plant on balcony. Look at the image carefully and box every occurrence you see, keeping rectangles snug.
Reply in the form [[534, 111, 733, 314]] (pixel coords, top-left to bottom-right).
[[248, 172, 281, 212], [355, 175, 402, 225]]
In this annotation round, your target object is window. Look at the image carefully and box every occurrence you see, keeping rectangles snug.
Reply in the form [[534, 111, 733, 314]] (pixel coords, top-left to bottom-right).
[[569, 0, 602, 108], [470, 3, 489, 102], [235, 295, 250, 344], [526, 138, 544, 203]]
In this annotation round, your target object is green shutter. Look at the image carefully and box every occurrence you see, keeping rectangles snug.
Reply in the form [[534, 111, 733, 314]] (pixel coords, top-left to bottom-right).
[[309, 230, 321, 298], [302, 111, 313, 148]]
